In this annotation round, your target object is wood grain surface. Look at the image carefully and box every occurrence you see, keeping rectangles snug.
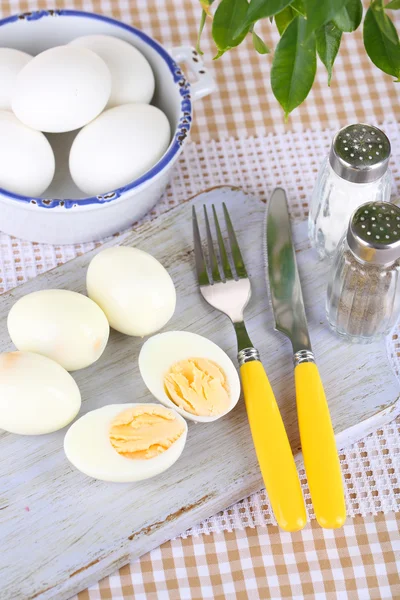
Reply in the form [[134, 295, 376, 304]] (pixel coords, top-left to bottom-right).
[[0, 187, 399, 600]]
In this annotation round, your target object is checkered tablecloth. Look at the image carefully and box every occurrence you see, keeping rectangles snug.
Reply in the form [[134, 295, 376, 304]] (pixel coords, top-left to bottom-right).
[[1, 1, 399, 599], [76, 514, 400, 600]]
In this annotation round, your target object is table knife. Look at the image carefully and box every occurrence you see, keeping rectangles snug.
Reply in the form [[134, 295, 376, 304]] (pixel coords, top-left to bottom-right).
[[265, 187, 346, 529]]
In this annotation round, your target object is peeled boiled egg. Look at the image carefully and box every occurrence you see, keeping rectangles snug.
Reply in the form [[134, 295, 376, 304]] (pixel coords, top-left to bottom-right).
[[0, 48, 31, 110], [69, 103, 170, 195], [87, 246, 176, 337], [139, 331, 241, 422], [0, 351, 81, 435], [70, 34, 155, 108], [12, 46, 111, 133], [0, 110, 55, 196], [7, 289, 109, 371], [64, 403, 187, 482]]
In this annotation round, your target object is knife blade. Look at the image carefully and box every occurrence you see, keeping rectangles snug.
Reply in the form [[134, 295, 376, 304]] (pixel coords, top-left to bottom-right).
[[266, 187, 312, 354], [265, 187, 346, 529]]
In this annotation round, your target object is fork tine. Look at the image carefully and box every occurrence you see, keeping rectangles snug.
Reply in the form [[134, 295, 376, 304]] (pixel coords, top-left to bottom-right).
[[192, 207, 210, 286], [203, 206, 221, 283], [223, 202, 248, 279], [212, 204, 234, 281]]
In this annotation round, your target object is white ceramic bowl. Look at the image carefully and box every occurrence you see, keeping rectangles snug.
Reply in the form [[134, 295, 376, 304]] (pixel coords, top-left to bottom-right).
[[0, 10, 215, 244]]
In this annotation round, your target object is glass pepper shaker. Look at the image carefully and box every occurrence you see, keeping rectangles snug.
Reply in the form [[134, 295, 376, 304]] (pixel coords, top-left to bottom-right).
[[326, 201, 400, 343], [309, 124, 391, 259]]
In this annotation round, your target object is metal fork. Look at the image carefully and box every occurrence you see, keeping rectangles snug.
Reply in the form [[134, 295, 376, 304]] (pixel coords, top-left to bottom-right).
[[192, 203, 306, 532]]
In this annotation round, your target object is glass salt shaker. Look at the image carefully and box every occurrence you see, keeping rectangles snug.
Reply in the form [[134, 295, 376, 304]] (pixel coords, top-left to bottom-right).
[[326, 201, 400, 343], [309, 124, 391, 259]]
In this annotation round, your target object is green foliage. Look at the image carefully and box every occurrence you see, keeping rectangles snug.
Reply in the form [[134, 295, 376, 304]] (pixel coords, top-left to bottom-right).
[[246, 0, 293, 24], [370, 0, 399, 44], [316, 22, 342, 85], [212, 0, 250, 57], [333, 0, 363, 32], [252, 30, 271, 53], [271, 16, 317, 119], [275, 6, 296, 34], [385, 0, 400, 9], [196, 9, 207, 54], [197, 0, 400, 116], [303, 0, 347, 37], [291, 0, 306, 16], [363, 3, 400, 80]]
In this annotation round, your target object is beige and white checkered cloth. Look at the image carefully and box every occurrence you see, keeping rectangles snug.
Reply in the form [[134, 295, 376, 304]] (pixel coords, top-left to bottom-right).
[[0, 0, 399, 598], [76, 514, 400, 600]]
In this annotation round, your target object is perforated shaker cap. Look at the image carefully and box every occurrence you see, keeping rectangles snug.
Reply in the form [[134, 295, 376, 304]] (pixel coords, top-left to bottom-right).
[[329, 124, 391, 183], [347, 201, 400, 265]]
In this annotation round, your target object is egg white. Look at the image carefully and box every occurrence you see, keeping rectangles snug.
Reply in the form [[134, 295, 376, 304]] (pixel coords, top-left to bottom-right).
[[0, 351, 81, 435], [63, 403, 188, 482], [0, 48, 32, 111], [138, 331, 241, 422], [86, 246, 176, 337], [7, 289, 110, 372], [0, 110, 55, 197], [69, 104, 170, 196], [69, 35, 155, 108], [12, 46, 111, 133]]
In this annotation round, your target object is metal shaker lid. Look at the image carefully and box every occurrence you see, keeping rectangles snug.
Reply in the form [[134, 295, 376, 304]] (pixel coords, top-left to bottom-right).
[[347, 201, 400, 265], [329, 124, 391, 183]]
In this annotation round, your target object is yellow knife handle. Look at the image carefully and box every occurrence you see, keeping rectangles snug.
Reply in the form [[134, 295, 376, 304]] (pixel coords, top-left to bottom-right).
[[295, 361, 346, 529], [240, 359, 307, 532]]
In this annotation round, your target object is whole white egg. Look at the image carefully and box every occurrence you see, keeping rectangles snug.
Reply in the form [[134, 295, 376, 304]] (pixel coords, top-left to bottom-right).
[[64, 403, 187, 482], [0, 351, 81, 435], [69, 103, 170, 196], [0, 48, 32, 110], [70, 35, 155, 108], [0, 110, 55, 196], [7, 289, 110, 371], [12, 46, 111, 133], [139, 331, 241, 422], [86, 246, 176, 337]]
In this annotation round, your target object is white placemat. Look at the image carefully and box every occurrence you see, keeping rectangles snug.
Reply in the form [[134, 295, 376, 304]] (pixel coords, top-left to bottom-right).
[[1, 123, 399, 532]]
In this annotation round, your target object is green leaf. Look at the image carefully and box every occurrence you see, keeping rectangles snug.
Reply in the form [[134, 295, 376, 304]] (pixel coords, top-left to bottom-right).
[[200, 0, 214, 13], [246, 0, 293, 24], [371, 0, 399, 45], [363, 5, 400, 80], [303, 0, 348, 37], [275, 6, 296, 35], [196, 9, 207, 54], [333, 0, 363, 32], [273, 0, 305, 35], [271, 16, 317, 118], [385, 0, 400, 8], [252, 30, 271, 53], [212, 0, 250, 56], [291, 0, 306, 15], [316, 21, 342, 85]]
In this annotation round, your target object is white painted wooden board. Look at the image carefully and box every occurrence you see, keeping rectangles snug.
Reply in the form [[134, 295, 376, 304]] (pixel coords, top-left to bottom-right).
[[0, 187, 399, 600]]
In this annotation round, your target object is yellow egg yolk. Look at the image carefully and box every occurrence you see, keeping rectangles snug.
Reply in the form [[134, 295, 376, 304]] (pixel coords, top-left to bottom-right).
[[164, 358, 230, 417], [109, 405, 185, 460]]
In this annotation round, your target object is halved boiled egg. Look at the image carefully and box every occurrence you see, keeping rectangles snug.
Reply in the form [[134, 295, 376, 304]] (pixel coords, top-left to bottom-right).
[[138, 331, 241, 423], [64, 403, 187, 482]]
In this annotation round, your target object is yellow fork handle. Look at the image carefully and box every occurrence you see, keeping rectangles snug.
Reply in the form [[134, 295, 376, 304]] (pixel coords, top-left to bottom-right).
[[295, 362, 346, 529], [240, 360, 307, 532]]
